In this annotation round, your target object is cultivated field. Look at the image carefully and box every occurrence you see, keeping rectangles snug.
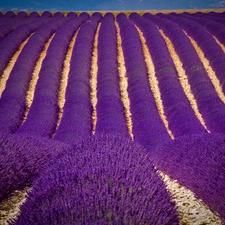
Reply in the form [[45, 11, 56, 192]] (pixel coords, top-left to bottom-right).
[[0, 10, 225, 224]]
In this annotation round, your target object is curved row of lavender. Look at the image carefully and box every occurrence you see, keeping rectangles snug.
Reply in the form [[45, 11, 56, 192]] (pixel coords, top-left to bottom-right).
[[54, 12, 101, 143], [130, 13, 206, 138], [0, 132, 71, 202], [137, 12, 225, 222], [0, 11, 224, 224], [144, 13, 225, 134], [0, 12, 179, 224], [0, 15, 52, 77], [95, 13, 129, 137], [0, 12, 43, 41], [162, 13, 225, 99], [0, 17, 68, 134], [179, 12, 225, 47], [17, 15, 88, 137], [116, 13, 171, 150], [15, 134, 179, 225]]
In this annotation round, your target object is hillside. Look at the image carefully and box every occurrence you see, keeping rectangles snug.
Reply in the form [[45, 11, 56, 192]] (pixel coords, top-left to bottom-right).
[[0, 10, 225, 224]]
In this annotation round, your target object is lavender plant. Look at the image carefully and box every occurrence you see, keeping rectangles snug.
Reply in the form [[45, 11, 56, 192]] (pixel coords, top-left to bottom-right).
[[0, 16, 50, 77], [17, 16, 86, 137], [0, 16, 69, 133], [116, 13, 170, 150], [131, 13, 206, 137], [54, 13, 102, 143], [0, 132, 71, 201], [150, 133, 225, 223], [15, 134, 179, 225], [160, 13, 225, 96], [143, 13, 225, 134], [95, 13, 129, 136]]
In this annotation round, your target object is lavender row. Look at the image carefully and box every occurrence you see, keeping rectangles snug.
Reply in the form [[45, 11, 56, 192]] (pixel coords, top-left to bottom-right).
[[193, 11, 225, 25], [54, 13, 101, 143], [15, 134, 179, 224], [160, 13, 225, 95], [116, 13, 170, 150], [130, 13, 206, 138], [171, 12, 225, 47], [0, 13, 41, 41], [151, 133, 225, 224], [0, 16, 51, 77], [95, 13, 129, 137], [0, 132, 70, 201], [0, 17, 71, 134], [17, 16, 86, 137], [146, 13, 225, 134]]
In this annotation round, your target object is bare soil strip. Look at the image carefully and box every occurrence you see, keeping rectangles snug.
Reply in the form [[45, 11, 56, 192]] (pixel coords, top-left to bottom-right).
[[159, 29, 210, 133], [136, 26, 174, 140], [90, 23, 101, 135], [0, 188, 30, 225], [0, 37, 31, 98], [188, 34, 225, 104], [115, 21, 134, 140], [213, 36, 225, 54], [160, 172, 222, 225], [54, 30, 79, 135], [23, 34, 54, 124]]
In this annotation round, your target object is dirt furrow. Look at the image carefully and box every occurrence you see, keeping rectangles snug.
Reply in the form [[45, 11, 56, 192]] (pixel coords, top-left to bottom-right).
[[160, 29, 210, 133]]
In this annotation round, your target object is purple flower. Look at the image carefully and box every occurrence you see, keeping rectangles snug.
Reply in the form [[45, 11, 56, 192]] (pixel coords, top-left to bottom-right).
[[15, 134, 179, 225], [151, 133, 225, 223], [0, 132, 71, 201]]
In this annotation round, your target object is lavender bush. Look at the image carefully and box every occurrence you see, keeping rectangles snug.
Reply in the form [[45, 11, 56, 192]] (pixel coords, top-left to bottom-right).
[[150, 133, 225, 223], [0, 16, 68, 134], [117, 13, 170, 150], [161, 13, 225, 96], [15, 134, 179, 225], [0, 132, 71, 201], [17, 16, 85, 137], [54, 13, 101, 143], [0, 16, 50, 77], [95, 13, 128, 136], [131, 13, 206, 137], [143, 13, 225, 134]]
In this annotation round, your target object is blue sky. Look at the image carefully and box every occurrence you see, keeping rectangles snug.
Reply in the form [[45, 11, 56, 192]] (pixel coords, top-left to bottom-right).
[[1, 0, 225, 11]]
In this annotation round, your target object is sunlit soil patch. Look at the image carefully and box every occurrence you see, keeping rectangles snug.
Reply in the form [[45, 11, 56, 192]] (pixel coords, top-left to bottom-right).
[[23, 34, 54, 123], [160, 172, 222, 225], [115, 21, 134, 140], [136, 25, 174, 140], [54, 31, 79, 134], [159, 29, 210, 133], [0, 188, 30, 225], [90, 23, 101, 135], [0, 37, 31, 98]]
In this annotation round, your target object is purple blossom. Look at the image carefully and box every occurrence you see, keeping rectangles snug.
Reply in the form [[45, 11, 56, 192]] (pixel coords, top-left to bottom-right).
[[150, 133, 225, 223], [54, 13, 102, 143], [17, 16, 85, 137], [0, 16, 51, 77], [15, 134, 179, 225], [142, 13, 225, 134], [159, 13, 225, 95], [0, 131, 71, 201], [117, 13, 171, 149], [95, 13, 128, 136]]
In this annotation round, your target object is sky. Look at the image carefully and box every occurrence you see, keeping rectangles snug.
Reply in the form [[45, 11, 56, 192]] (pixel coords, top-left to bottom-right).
[[0, 0, 225, 12]]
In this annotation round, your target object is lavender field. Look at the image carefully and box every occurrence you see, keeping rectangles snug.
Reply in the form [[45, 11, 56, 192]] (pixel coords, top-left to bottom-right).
[[0, 10, 225, 224]]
